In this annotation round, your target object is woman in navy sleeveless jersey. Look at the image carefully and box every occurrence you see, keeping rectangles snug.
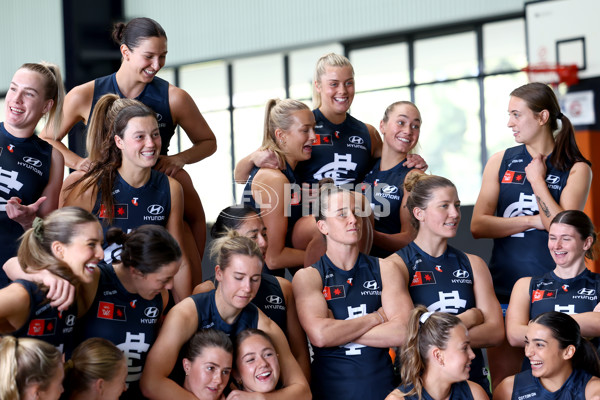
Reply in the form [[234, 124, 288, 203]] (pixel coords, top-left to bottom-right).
[[141, 234, 310, 399], [362, 101, 423, 258], [506, 211, 600, 354], [495, 312, 600, 400], [388, 174, 504, 396], [240, 98, 318, 274], [471, 83, 592, 388], [0, 207, 103, 357], [193, 205, 310, 379], [0, 63, 65, 287], [41, 18, 211, 286], [293, 182, 413, 400], [62, 95, 191, 301], [386, 306, 488, 400]]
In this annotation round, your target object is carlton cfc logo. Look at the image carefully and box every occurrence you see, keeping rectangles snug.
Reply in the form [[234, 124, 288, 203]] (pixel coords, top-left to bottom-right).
[[23, 156, 42, 167], [147, 204, 164, 215], [349, 136, 364, 145], [266, 295, 283, 305]]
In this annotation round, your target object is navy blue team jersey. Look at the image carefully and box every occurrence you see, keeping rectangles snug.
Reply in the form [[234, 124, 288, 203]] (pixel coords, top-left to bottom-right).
[[396, 381, 474, 400], [362, 157, 414, 257], [310, 253, 394, 400], [396, 242, 490, 395], [92, 169, 171, 264], [295, 109, 372, 186], [192, 290, 259, 335], [0, 123, 52, 287], [76, 263, 163, 400], [90, 74, 175, 154], [251, 274, 287, 332], [511, 368, 591, 399], [490, 145, 570, 302], [9, 280, 77, 357]]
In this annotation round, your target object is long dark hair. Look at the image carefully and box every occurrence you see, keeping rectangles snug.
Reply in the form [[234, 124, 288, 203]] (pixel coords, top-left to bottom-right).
[[511, 82, 590, 171], [211, 206, 259, 239], [551, 210, 598, 260]]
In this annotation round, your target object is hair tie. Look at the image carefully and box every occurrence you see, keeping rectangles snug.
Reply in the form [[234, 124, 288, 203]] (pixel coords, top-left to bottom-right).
[[557, 112, 564, 119], [32, 217, 45, 241], [420, 311, 434, 325], [14, 337, 19, 349], [65, 359, 74, 369]]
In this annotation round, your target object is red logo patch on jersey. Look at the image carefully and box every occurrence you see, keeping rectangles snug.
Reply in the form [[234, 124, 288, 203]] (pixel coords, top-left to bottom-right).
[[131, 197, 139, 206], [411, 271, 436, 286], [27, 318, 56, 336], [532, 289, 558, 303], [562, 284, 569, 292], [501, 170, 526, 184], [435, 265, 443, 273], [7, 144, 15, 153], [322, 285, 346, 300], [313, 134, 333, 146], [97, 301, 127, 321], [99, 204, 129, 219], [290, 192, 301, 206]]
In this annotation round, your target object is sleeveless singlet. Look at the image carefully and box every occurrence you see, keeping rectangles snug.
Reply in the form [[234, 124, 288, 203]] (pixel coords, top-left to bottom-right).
[[295, 109, 372, 187], [396, 242, 490, 395], [490, 145, 570, 302], [76, 263, 163, 400], [511, 368, 592, 399], [362, 157, 414, 257], [92, 169, 171, 264], [90, 74, 175, 154], [9, 280, 77, 357], [0, 123, 52, 286], [191, 290, 259, 335], [396, 381, 474, 400], [310, 253, 394, 400], [251, 274, 287, 331]]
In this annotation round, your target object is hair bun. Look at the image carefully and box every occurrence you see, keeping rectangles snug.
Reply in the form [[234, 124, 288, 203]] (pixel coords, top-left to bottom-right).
[[111, 22, 127, 44], [106, 227, 127, 245]]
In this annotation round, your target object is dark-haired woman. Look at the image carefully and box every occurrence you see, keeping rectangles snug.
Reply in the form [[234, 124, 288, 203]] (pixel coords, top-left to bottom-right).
[[62, 94, 191, 300], [494, 312, 600, 399], [471, 82, 593, 387], [42, 17, 211, 285], [386, 306, 488, 400], [193, 205, 310, 379], [506, 210, 600, 358], [388, 173, 504, 395], [0, 62, 65, 287]]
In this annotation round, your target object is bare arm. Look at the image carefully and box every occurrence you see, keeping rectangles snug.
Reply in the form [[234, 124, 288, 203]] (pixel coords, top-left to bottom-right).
[[255, 169, 305, 270], [0, 283, 31, 333], [140, 298, 199, 400], [277, 277, 310, 380], [40, 81, 94, 171], [292, 266, 382, 348], [353, 257, 413, 347], [505, 277, 533, 347], [62, 180, 97, 212], [165, 177, 192, 301], [155, 85, 217, 177], [527, 158, 592, 230], [468, 380, 491, 400], [492, 376, 515, 400], [570, 311, 600, 338], [471, 150, 543, 239], [233, 149, 280, 183], [37, 148, 64, 218], [367, 123, 383, 159], [464, 254, 504, 348]]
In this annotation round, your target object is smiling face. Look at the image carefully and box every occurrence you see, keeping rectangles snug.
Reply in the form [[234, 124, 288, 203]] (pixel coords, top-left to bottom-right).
[[122, 36, 167, 83], [216, 254, 262, 310], [115, 115, 161, 170], [525, 322, 574, 379], [5, 68, 53, 134], [235, 334, 280, 393], [278, 109, 316, 165], [548, 223, 592, 269], [414, 186, 460, 238], [436, 325, 475, 383], [131, 259, 180, 300], [183, 346, 232, 400], [317, 191, 362, 246], [381, 103, 421, 156], [507, 96, 545, 145], [54, 221, 104, 284], [315, 65, 355, 116], [237, 216, 268, 258]]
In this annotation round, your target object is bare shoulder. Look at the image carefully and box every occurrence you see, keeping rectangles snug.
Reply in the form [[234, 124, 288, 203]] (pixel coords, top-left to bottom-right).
[[467, 380, 489, 400], [493, 375, 515, 400]]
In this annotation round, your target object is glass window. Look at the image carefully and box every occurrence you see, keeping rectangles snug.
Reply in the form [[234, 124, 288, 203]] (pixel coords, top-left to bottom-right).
[[156, 67, 175, 84], [414, 32, 478, 83], [180, 110, 234, 222], [484, 73, 530, 158], [180, 61, 229, 112], [351, 88, 411, 130], [233, 54, 285, 108], [0, 98, 5, 122], [415, 80, 482, 204], [289, 43, 343, 103], [350, 43, 410, 91], [483, 19, 527, 74]]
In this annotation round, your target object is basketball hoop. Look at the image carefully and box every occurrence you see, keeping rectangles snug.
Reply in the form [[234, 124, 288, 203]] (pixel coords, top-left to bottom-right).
[[522, 64, 579, 87]]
